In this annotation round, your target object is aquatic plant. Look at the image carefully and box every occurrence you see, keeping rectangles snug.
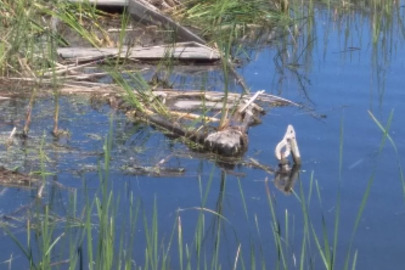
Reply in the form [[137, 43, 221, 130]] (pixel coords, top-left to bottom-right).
[[173, 0, 288, 37]]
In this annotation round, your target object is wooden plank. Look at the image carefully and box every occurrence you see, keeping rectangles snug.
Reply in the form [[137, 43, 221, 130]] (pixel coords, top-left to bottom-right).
[[57, 42, 220, 62]]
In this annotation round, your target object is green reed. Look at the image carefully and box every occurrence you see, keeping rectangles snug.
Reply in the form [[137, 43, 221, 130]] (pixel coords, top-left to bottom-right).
[[0, 0, 38, 75], [369, 110, 405, 200], [176, 0, 287, 38]]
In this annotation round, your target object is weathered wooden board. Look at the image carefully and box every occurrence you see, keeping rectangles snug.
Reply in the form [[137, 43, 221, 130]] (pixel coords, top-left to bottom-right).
[[57, 42, 220, 63]]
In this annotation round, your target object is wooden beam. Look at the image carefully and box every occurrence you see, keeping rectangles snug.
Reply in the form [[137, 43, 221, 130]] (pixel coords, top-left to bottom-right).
[[57, 42, 220, 63]]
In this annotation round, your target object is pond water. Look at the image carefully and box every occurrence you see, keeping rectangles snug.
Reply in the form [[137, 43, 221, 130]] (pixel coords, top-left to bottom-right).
[[1, 3, 405, 270]]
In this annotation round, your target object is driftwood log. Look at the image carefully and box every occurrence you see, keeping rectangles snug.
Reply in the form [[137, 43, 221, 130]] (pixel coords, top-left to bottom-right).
[[57, 42, 220, 63], [111, 89, 296, 157], [125, 109, 250, 157]]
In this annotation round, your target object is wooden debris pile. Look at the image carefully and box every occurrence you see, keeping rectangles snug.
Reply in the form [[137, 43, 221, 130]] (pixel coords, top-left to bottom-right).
[[47, 0, 297, 158], [107, 89, 297, 157], [0, 0, 302, 172], [0, 167, 38, 188]]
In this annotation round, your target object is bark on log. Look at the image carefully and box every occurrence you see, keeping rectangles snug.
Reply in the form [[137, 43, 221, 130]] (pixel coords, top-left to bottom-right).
[[204, 127, 248, 156], [126, 109, 248, 156]]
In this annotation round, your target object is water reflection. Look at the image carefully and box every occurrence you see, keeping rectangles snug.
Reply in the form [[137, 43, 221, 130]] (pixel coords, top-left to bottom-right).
[[274, 164, 301, 194], [265, 1, 405, 112]]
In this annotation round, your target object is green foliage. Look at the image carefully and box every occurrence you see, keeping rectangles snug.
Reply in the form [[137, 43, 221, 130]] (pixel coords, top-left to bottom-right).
[[183, 0, 279, 26], [175, 0, 288, 46], [0, 0, 116, 75]]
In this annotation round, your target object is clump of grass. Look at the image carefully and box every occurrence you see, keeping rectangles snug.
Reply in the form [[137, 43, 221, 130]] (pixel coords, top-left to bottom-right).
[[0, 0, 45, 76], [174, 0, 291, 41], [0, 0, 121, 76], [46, 1, 116, 48]]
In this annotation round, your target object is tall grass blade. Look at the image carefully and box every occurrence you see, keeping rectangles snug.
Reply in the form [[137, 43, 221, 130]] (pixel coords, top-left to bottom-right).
[[368, 110, 405, 200], [237, 178, 249, 220], [264, 177, 287, 269], [178, 215, 184, 270], [2, 226, 36, 269], [344, 110, 394, 269], [233, 243, 242, 270]]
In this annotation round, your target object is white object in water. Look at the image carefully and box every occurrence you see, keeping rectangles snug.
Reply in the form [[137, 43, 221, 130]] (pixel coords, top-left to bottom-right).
[[275, 125, 301, 165]]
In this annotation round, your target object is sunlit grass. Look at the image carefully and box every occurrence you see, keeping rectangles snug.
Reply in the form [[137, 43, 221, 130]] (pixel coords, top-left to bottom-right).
[[0, 0, 119, 75], [176, 0, 285, 33]]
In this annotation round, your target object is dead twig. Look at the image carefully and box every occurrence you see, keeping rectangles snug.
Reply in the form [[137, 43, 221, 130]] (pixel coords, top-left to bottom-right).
[[5, 127, 17, 148], [239, 90, 265, 113]]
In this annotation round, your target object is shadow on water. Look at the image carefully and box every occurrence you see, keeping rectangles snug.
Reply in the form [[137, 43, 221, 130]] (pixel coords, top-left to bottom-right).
[[0, 1, 405, 269]]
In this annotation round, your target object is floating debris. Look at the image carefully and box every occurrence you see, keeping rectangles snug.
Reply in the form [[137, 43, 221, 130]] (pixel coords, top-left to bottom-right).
[[0, 167, 38, 188]]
